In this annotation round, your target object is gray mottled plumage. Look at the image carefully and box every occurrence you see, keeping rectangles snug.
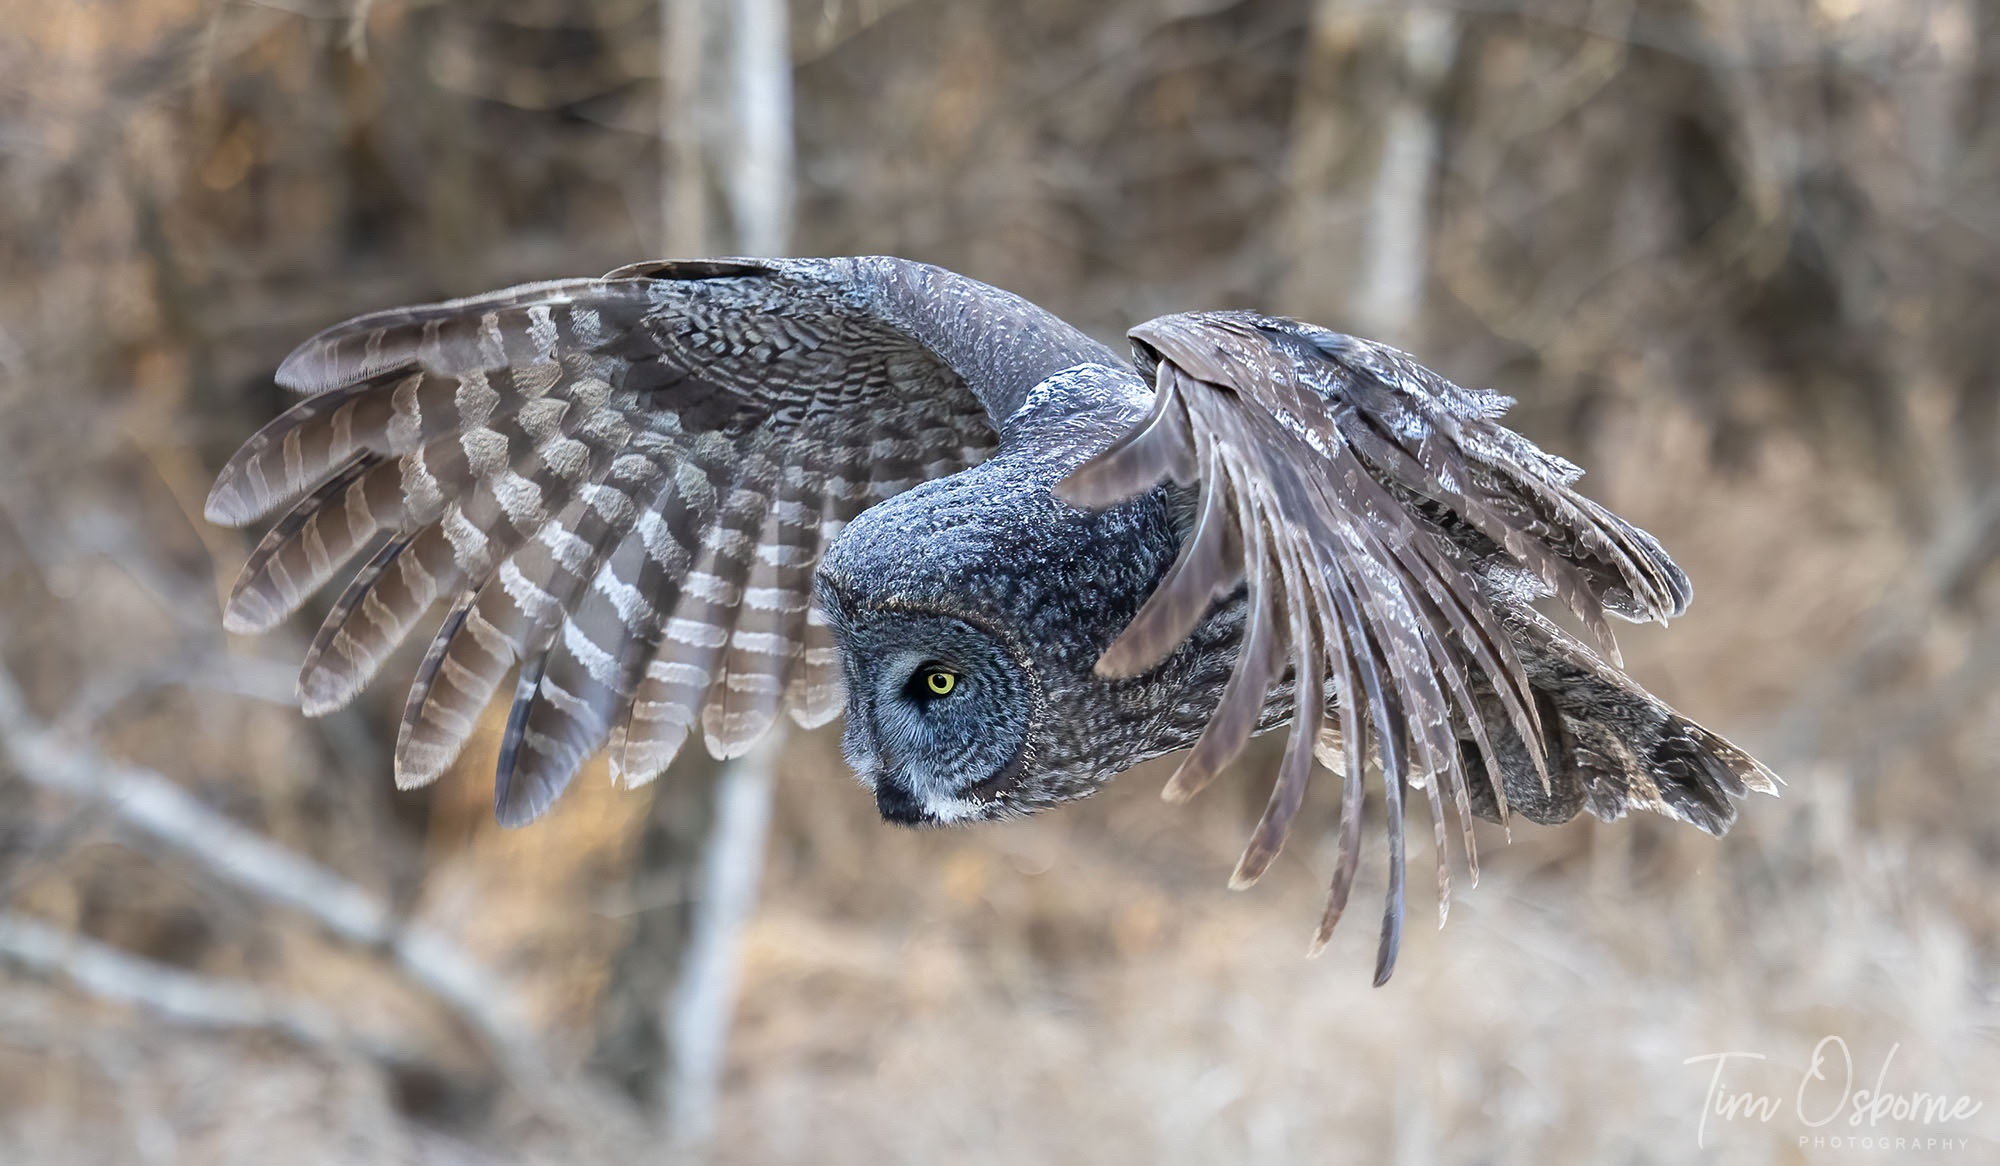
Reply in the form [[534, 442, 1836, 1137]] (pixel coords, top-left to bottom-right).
[[207, 256, 1779, 981]]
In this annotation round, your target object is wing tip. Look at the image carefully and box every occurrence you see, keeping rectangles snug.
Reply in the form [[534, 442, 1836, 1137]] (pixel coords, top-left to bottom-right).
[[393, 729, 455, 790], [611, 727, 689, 791], [297, 666, 360, 718], [491, 765, 550, 829], [607, 757, 641, 790], [493, 787, 556, 829], [203, 479, 258, 528], [273, 346, 325, 394], [220, 592, 280, 636], [393, 760, 444, 791], [702, 710, 778, 761]]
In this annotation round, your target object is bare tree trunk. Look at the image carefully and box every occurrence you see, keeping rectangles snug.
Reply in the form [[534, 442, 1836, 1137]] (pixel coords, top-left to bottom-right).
[[662, 732, 779, 1145], [663, 1, 793, 1142], [1279, 1, 1457, 345], [1355, 8, 1456, 342], [593, 0, 793, 1146], [723, 0, 793, 259], [661, 0, 711, 257]]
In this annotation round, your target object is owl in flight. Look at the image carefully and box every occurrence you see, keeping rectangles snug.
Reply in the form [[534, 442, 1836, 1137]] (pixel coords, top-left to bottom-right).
[[208, 257, 1778, 981]]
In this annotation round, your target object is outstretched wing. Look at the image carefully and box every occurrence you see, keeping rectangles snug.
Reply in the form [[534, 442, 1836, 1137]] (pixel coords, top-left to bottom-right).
[[208, 257, 1088, 825], [1058, 310, 1762, 983]]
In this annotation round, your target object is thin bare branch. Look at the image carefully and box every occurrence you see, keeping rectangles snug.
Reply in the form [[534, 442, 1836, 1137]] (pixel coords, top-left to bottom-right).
[[0, 911, 408, 1057], [0, 663, 542, 1072]]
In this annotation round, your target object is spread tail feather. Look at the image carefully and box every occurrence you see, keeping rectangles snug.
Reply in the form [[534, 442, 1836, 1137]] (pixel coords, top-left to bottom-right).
[[1465, 608, 1781, 834]]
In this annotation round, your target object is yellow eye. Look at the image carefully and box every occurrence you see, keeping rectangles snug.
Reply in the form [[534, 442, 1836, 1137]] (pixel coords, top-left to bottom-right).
[[923, 669, 958, 697]]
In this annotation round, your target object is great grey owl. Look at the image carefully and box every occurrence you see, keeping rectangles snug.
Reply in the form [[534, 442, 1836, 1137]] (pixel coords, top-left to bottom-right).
[[207, 256, 1778, 981]]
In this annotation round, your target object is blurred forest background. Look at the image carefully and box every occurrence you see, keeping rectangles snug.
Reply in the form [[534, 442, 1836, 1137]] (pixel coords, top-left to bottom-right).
[[1, 0, 1996, 1162]]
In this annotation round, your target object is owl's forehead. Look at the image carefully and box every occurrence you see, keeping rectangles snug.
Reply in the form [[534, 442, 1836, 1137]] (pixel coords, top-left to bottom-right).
[[814, 451, 1178, 661], [815, 468, 1067, 624]]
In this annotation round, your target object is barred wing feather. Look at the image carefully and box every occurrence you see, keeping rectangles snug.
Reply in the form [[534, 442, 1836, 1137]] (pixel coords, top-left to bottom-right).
[[207, 259, 997, 826], [1058, 310, 1743, 984]]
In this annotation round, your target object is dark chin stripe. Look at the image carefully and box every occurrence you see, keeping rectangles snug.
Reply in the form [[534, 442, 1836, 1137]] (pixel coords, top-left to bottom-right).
[[875, 778, 932, 825]]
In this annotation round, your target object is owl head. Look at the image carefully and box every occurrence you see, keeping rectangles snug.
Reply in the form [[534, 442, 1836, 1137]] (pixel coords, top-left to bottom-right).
[[815, 441, 1187, 826]]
